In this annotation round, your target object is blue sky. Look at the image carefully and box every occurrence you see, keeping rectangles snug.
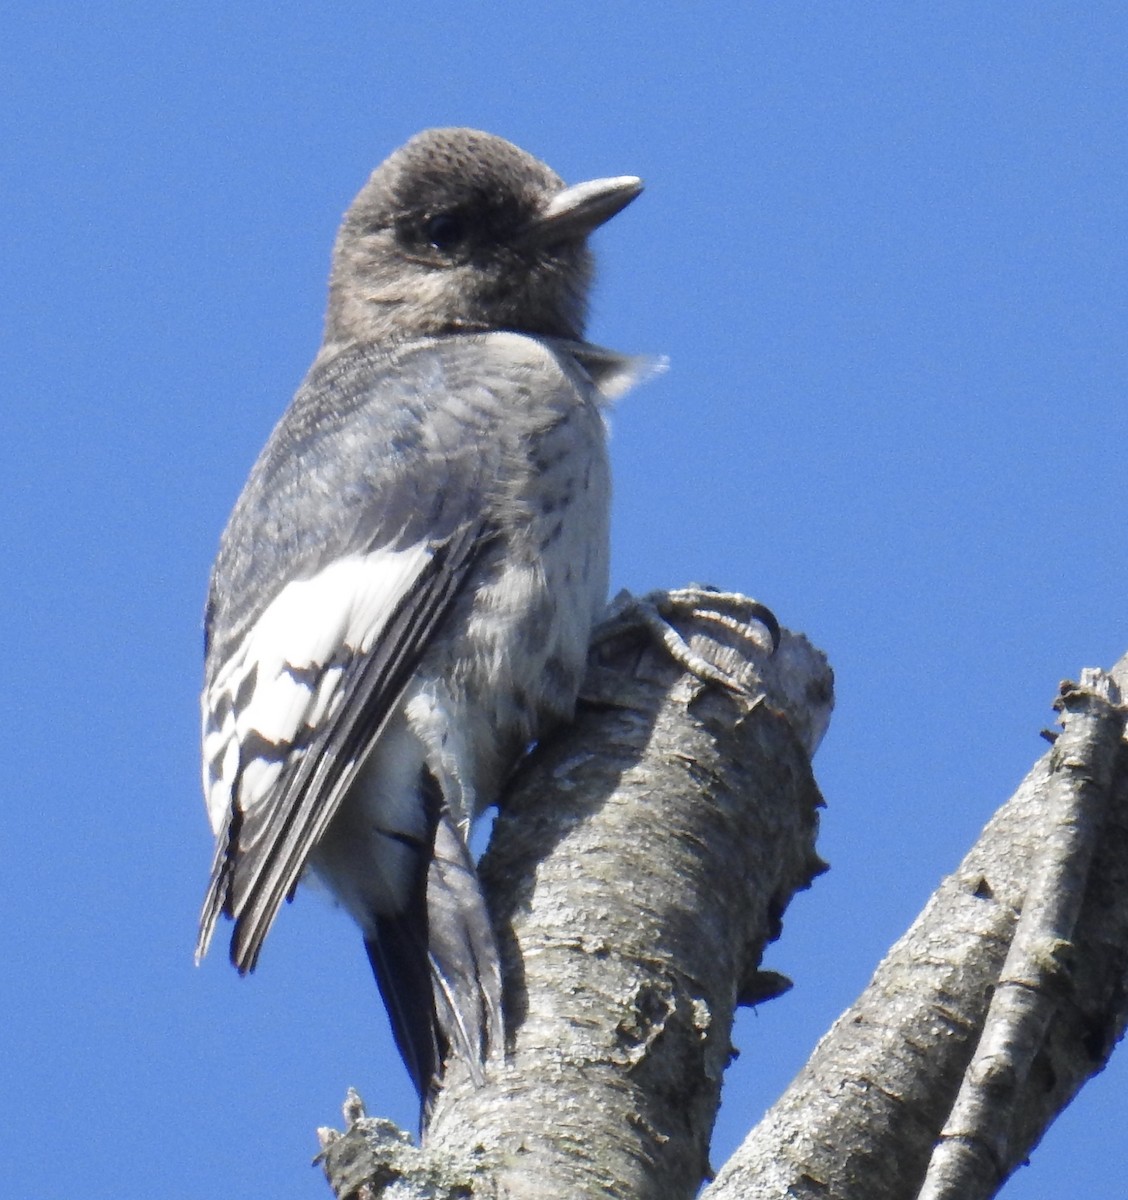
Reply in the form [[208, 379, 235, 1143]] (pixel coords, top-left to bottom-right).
[[4, 4, 1127, 1197]]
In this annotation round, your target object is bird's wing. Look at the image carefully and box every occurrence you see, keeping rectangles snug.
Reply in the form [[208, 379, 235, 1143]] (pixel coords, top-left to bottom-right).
[[196, 340, 505, 972], [198, 525, 487, 971]]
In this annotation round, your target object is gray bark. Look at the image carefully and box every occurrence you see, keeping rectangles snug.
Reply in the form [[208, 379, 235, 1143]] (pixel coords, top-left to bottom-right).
[[319, 588, 831, 1197], [318, 603, 1128, 1200], [704, 657, 1128, 1200]]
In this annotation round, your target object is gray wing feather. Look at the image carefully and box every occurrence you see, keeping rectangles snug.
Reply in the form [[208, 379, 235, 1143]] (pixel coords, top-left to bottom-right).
[[198, 334, 592, 975], [199, 521, 489, 971], [204, 340, 501, 670], [198, 338, 517, 967]]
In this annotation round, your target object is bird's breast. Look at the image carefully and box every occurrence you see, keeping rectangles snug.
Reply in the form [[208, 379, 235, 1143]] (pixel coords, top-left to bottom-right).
[[420, 382, 611, 813]]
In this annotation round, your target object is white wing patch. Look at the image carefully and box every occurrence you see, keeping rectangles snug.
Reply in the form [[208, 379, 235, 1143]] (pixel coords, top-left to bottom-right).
[[201, 544, 433, 835]]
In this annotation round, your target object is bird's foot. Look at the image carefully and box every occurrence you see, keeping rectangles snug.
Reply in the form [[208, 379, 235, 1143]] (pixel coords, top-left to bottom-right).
[[593, 585, 780, 695]]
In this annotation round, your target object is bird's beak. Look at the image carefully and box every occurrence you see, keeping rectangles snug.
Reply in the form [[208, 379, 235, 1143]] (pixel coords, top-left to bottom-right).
[[520, 175, 643, 247]]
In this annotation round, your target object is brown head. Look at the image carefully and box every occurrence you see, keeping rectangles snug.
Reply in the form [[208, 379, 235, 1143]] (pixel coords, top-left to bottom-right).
[[324, 128, 642, 348]]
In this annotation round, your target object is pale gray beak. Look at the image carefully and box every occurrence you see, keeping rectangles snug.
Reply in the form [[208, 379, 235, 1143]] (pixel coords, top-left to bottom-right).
[[521, 175, 643, 246]]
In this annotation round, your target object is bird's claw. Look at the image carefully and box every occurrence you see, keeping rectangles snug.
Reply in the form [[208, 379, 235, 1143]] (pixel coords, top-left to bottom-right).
[[595, 586, 780, 695]]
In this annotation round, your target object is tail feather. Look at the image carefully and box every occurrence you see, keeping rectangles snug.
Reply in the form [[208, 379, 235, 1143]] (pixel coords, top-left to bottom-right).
[[364, 802, 502, 1111], [427, 811, 504, 1080], [364, 918, 442, 1102]]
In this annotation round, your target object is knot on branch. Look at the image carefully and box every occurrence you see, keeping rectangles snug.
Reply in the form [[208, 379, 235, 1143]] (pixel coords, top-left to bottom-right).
[[318, 1090, 481, 1199]]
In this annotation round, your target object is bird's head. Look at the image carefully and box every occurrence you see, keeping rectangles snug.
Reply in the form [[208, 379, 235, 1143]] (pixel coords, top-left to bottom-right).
[[324, 128, 642, 347]]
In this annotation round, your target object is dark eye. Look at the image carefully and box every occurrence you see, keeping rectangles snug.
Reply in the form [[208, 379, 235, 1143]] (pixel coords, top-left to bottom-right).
[[423, 212, 466, 250]]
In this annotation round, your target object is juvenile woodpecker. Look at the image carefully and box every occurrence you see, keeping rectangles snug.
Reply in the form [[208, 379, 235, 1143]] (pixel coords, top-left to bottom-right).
[[196, 127, 646, 1106]]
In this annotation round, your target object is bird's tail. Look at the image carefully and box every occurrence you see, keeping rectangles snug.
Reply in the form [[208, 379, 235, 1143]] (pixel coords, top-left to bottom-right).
[[364, 805, 503, 1114]]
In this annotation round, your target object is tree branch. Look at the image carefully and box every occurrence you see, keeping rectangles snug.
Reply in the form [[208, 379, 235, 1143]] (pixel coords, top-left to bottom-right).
[[317, 596, 1128, 1200], [917, 671, 1124, 1199], [319, 589, 833, 1198], [704, 655, 1128, 1200]]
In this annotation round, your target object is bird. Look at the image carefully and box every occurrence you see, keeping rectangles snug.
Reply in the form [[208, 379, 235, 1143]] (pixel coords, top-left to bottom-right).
[[195, 127, 648, 1109]]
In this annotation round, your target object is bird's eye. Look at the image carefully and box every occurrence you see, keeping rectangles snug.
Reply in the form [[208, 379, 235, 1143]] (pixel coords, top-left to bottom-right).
[[423, 213, 466, 251]]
